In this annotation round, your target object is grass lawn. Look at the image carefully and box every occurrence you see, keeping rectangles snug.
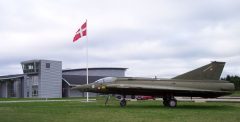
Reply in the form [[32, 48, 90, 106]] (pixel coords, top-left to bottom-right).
[[0, 97, 240, 122]]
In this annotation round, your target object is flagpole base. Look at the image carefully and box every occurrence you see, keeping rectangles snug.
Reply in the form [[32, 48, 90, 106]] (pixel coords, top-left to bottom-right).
[[80, 99, 96, 102]]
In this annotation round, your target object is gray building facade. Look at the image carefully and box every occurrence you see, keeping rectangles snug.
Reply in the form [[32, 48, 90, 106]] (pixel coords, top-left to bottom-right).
[[0, 74, 25, 98], [21, 60, 62, 98], [0, 59, 127, 98], [62, 68, 126, 77]]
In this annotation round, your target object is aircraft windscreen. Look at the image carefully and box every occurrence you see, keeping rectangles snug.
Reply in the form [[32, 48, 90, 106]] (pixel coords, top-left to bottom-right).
[[95, 77, 116, 83]]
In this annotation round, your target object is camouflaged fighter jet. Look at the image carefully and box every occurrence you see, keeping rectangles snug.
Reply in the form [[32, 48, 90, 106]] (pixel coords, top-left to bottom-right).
[[73, 61, 235, 107]]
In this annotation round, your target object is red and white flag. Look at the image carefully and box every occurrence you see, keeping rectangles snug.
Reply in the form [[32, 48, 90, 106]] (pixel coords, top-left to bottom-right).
[[73, 21, 87, 42]]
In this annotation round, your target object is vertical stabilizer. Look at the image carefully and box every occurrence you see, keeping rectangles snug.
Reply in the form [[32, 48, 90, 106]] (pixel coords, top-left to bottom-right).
[[172, 61, 225, 80]]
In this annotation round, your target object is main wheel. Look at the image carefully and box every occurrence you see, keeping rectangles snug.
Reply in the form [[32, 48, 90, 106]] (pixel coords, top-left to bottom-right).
[[120, 99, 127, 107], [168, 99, 177, 107]]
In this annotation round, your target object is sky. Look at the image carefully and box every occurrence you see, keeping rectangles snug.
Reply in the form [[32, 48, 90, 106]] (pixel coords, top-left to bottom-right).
[[0, 0, 240, 78]]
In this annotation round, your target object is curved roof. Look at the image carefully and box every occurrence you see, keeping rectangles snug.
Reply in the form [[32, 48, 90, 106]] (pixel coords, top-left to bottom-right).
[[62, 67, 127, 72], [62, 75, 104, 85]]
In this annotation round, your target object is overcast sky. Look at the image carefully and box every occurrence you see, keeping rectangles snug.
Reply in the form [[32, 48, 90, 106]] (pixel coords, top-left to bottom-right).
[[0, 0, 240, 78]]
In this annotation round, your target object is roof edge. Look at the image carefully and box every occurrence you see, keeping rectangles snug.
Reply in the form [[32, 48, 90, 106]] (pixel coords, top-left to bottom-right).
[[62, 67, 128, 72]]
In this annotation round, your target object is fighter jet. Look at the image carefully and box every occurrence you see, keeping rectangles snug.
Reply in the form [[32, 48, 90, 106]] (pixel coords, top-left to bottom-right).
[[73, 61, 235, 107]]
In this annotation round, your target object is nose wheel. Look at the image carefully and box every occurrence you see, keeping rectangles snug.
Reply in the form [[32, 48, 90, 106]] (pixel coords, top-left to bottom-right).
[[120, 99, 127, 107], [120, 95, 127, 107]]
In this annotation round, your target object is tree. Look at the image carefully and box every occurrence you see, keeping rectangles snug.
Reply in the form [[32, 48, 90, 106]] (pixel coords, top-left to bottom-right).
[[222, 75, 240, 90]]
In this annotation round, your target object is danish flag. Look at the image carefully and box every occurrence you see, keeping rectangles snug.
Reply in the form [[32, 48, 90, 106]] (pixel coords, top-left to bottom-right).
[[73, 21, 87, 42]]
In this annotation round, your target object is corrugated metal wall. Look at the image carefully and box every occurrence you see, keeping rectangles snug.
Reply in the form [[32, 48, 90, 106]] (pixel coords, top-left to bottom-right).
[[39, 60, 62, 98], [63, 69, 125, 77], [0, 82, 7, 98]]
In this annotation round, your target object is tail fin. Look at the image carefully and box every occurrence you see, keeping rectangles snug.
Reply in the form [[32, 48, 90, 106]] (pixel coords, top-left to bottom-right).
[[172, 61, 225, 80]]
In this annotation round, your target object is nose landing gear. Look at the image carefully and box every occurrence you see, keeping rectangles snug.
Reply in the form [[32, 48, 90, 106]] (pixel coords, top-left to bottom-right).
[[120, 99, 127, 107], [120, 95, 127, 107]]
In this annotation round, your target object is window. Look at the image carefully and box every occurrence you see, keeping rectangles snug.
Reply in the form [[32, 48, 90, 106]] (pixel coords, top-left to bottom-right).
[[32, 89, 38, 97], [94, 77, 116, 83], [32, 86, 38, 97], [22, 62, 40, 74], [46, 63, 50, 68], [28, 65, 34, 69], [32, 76, 38, 86]]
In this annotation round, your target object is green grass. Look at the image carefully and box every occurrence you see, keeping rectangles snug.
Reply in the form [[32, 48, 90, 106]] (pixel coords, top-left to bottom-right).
[[0, 97, 240, 122]]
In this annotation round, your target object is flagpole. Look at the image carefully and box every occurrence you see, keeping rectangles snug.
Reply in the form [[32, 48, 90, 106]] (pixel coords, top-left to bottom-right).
[[73, 20, 89, 102], [86, 19, 89, 102]]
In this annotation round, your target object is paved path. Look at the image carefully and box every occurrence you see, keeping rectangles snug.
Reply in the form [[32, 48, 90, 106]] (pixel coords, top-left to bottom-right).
[[1, 97, 240, 103], [151, 97, 240, 103], [0, 99, 96, 103], [176, 97, 240, 103]]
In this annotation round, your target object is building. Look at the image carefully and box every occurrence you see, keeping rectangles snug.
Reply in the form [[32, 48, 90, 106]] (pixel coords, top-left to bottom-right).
[[62, 68, 126, 97], [0, 74, 25, 98], [0, 59, 127, 98]]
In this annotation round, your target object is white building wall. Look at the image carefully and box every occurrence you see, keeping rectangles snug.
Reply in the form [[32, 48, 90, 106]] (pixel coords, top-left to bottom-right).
[[14, 80, 19, 97], [1, 82, 7, 98], [23, 76, 29, 98], [39, 60, 62, 98], [0, 83, 2, 98], [0, 82, 3, 98]]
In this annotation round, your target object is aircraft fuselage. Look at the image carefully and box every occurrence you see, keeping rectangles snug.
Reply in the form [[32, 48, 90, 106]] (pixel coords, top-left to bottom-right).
[[76, 77, 234, 98]]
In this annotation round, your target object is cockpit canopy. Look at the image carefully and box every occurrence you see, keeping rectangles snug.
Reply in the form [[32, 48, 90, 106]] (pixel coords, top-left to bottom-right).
[[95, 77, 117, 83]]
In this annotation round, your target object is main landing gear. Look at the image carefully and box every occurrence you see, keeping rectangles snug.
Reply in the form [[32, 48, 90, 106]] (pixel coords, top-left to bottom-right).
[[163, 95, 177, 107], [120, 95, 127, 107], [115, 95, 177, 108]]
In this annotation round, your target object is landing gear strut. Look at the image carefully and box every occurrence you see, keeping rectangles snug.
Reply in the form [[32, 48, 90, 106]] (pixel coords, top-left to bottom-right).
[[120, 95, 127, 107], [163, 95, 177, 107], [105, 95, 110, 106]]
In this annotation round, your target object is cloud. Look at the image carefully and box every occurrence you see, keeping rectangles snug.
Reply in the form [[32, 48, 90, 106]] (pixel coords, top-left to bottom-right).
[[0, 0, 240, 78]]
